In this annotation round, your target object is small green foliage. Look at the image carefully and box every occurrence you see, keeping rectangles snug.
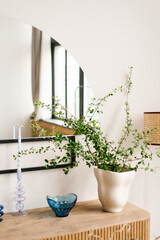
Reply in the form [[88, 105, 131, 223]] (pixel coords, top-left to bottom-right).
[[13, 67, 160, 173]]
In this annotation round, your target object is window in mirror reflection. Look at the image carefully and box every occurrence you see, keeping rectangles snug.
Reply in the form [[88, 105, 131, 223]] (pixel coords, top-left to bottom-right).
[[35, 37, 96, 136], [51, 39, 94, 120]]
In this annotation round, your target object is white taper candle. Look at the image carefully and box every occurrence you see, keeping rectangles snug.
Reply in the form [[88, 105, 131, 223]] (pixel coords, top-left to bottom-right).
[[17, 126, 22, 181]]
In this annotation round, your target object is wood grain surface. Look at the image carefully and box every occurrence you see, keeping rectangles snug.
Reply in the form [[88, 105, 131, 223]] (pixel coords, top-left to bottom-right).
[[34, 120, 74, 136], [0, 200, 150, 240]]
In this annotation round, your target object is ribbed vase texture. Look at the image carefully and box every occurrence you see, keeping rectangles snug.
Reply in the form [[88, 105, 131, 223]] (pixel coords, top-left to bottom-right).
[[94, 168, 135, 212]]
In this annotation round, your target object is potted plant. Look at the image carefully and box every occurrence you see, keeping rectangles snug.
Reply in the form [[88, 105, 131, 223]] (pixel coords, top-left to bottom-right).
[[17, 67, 160, 212]]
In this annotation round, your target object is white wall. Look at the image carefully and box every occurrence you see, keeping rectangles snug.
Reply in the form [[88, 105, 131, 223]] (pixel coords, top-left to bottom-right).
[[0, 16, 33, 139], [0, 0, 160, 238]]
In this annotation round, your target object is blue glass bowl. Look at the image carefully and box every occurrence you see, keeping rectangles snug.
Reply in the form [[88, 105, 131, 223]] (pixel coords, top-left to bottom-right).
[[46, 193, 77, 217]]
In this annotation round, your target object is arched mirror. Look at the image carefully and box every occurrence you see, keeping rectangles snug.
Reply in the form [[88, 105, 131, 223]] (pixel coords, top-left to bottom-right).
[[0, 15, 94, 141]]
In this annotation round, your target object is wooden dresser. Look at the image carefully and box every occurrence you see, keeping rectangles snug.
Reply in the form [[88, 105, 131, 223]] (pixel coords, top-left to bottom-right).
[[0, 200, 150, 240]]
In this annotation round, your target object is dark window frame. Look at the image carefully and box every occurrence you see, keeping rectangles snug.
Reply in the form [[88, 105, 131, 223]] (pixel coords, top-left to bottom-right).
[[51, 38, 84, 120]]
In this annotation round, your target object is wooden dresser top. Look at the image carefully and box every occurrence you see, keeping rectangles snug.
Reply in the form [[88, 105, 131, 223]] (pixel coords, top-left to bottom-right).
[[0, 200, 150, 240]]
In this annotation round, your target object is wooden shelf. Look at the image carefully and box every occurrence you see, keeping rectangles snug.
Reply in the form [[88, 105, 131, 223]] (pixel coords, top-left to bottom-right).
[[0, 200, 150, 240], [33, 120, 74, 136]]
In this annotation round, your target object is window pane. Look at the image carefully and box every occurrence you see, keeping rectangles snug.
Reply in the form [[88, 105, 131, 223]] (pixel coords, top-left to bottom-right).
[[84, 75, 94, 115], [54, 46, 65, 112], [84, 75, 99, 121], [67, 52, 79, 118]]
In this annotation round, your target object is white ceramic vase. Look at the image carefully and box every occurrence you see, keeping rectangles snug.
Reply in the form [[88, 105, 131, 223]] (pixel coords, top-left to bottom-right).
[[94, 168, 135, 212]]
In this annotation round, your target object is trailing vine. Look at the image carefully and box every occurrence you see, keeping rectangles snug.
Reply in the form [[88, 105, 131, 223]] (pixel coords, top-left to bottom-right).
[[13, 67, 160, 174]]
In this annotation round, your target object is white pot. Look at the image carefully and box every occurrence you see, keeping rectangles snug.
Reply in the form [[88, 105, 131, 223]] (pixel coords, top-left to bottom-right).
[[94, 168, 135, 212]]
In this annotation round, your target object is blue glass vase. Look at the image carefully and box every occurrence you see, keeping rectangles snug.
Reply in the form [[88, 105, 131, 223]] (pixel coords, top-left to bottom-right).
[[47, 193, 77, 217], [0, 205, 4, 222]]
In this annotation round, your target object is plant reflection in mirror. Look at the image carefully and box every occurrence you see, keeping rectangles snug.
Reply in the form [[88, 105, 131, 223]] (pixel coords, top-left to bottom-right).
[[13, 67, 160, 174]]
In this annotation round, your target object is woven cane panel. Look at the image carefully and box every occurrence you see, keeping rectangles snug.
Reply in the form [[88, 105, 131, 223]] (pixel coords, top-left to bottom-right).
[[144, 112, 160, 144], [35, 219, 150, 240]]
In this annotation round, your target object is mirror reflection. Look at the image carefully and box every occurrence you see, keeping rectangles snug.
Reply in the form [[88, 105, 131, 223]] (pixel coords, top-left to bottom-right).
[[0, 16, 94, 140]]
